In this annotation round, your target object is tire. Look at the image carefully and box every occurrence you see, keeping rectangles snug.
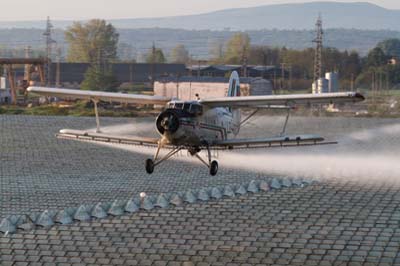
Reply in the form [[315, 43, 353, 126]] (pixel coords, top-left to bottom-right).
[[209, 160, 218, 176], [145, 159, 155, 174]]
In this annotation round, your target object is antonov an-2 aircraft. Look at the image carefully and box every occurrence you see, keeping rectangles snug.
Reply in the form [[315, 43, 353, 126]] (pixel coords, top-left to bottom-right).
[[27, 72, 364, 175]]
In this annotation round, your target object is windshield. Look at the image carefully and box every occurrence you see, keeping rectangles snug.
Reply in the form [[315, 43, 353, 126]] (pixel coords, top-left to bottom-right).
[[174, 103, 183, 109]]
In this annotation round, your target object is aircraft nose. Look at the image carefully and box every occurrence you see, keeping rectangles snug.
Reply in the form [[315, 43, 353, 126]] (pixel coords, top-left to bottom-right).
[[156, 110, 180, 135]]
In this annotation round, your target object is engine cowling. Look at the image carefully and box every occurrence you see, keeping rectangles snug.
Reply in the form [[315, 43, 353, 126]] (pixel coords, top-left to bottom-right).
[[156, 110, 180, 135]]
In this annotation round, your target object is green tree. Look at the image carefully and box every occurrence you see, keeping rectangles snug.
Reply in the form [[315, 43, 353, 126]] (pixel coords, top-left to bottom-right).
[[224, 33, 250, 64], [65, 19, 119, 91], [81, 65, 119, 92], [248, 46, 281, 66], [146, 46, 166, 63], [170, 44, 189, 63], [366, 47, 387, 68], [377, 38, 400, 58], [65, 19, 119, 64]]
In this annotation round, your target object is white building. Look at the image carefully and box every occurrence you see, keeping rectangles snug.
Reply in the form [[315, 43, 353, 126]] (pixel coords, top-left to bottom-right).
[[325, 72, 339, 93], [0, 77, 11, 104], [312, 72, 339, 94], [154, 76, 273, 101]]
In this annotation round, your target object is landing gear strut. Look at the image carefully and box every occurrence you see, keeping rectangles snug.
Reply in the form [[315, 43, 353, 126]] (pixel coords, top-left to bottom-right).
[[145, 142, 182, 174], [193, 145, 218, 176], [145, 143, 218, 176]]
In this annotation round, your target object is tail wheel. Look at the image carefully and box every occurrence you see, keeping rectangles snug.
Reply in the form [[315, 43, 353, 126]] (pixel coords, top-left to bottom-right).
[[145, 159, 155, 174], [210, 160, 218, 176]]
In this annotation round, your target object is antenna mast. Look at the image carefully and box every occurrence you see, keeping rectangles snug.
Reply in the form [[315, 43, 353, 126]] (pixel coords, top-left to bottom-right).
[[43, 16, 54, 86], [313, 14, 323, 83]]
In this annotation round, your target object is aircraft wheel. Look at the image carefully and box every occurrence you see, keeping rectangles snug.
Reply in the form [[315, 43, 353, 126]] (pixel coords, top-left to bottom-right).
[[145, 159, 155, 174], [210, 160, 218, 176]]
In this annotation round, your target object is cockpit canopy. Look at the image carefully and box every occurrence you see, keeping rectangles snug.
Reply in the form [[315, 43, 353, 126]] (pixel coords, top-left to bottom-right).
[[167, 101, 203, 116]]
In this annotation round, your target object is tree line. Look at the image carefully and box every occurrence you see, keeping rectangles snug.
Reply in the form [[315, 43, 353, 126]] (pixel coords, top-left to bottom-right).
[[59, 19, 400, 91]]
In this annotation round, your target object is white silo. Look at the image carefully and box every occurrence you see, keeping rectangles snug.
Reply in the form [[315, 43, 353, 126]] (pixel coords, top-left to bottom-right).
[[312, 81, 317, 94], [325, 72, 339, 93], [312, 78, 328, 94], [318, 78, 329, 93]]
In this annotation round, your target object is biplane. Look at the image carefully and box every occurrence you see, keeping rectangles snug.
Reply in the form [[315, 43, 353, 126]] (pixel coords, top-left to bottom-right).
[[28, 71, 364, 175]]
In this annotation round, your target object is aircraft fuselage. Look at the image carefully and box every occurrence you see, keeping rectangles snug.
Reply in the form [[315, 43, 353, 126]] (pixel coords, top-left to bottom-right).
[[156, 101, 240, 147]]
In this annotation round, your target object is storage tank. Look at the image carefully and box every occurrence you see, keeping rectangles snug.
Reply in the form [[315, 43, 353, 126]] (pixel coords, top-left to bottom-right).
[[249, 78, 273, 96], [325, 72, 339, 93], [312, 78, 328, 94], [316, 78, 329, 93], [0, 77, 7, 89], [312, 81, 317, 94]]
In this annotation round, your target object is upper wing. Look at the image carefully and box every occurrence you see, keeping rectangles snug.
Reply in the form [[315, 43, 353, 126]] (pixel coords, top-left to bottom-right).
[[199, 92, 365, 108], [27, 86, 171, 105]]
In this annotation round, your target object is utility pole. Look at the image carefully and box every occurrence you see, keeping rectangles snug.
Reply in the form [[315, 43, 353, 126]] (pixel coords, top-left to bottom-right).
[[24, 46, 32, 84], [151, 42, 156, 85], [280, 63, 286, 91], [262, 52, 267, 79], [43, 16, 55, 86], [313, 14, 323, 83], [197, 59, 201, 78], [189, 55, 193, 77], [241, 45, 248, 77], [56, 47, 61, 87], [386, 71, 389, 91], [350, 73, 354, 91], [6, 65, 16, 105], [288, 64, 292, 91]]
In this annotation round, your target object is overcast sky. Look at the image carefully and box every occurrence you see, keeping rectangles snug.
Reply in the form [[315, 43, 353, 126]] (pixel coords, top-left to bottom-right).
[[1, 0, 400, 21]]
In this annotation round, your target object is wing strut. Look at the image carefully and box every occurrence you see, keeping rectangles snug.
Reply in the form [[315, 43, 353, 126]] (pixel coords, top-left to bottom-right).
[[240, 109, 259, 126], [280, 108, 291, 137], [93, 99, 101, 133]]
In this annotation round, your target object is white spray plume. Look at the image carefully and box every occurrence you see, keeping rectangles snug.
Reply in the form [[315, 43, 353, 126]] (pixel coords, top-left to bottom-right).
[[88, 120, 400, 185]]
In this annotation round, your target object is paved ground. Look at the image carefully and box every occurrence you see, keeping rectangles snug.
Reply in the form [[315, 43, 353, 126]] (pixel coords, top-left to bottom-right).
[[1, 114, 400, 265], [0, 115, 267, 218]]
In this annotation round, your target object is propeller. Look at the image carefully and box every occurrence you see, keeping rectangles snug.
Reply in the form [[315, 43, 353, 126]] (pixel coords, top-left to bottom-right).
[[156, 110, 180, 134]]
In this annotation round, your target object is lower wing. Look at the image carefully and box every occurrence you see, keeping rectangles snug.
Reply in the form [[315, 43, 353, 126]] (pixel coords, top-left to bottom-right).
[[57, 129, 159, 146], [212, 134, 336, 150]]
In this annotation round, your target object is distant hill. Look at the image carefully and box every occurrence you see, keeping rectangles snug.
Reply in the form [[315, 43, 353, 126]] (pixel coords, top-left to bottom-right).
[[0, 2, 400, 31], [1, 28, 399, 60]]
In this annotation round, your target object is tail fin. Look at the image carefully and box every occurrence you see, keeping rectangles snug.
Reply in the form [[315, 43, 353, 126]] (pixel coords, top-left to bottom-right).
[[228, 71, 240, 97], [228, 71, 241, 135]]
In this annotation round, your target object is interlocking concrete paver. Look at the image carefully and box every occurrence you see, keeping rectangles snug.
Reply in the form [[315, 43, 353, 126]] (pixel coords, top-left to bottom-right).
[[2, 115, 400, 265]]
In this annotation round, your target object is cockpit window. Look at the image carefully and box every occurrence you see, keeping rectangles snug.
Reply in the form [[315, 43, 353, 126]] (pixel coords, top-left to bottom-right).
[[174, 103, 183, 109], [169, 102, 202, 115], [183, 103, 191, 112], [190, 104, 203, 115]]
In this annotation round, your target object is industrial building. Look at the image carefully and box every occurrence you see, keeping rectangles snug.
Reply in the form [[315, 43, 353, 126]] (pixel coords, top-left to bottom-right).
[[49, 63, 187, 88], [312, 72, 339, 94], [187, 65, 287, 79], [154, 76, 273, 101], [48, 63, 283, 88]]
